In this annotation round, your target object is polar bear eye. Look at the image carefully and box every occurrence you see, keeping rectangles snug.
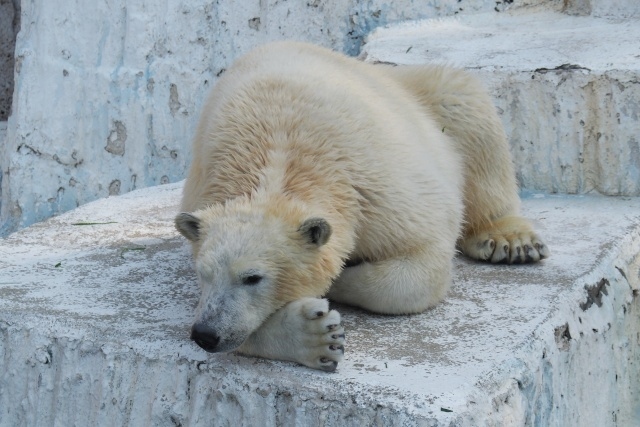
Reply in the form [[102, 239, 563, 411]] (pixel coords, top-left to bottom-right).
[[242, 274, 263, 286]]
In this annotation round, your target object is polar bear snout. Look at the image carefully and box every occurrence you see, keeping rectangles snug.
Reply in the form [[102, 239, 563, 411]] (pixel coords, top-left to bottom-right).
[[190, 323, 221, 352]]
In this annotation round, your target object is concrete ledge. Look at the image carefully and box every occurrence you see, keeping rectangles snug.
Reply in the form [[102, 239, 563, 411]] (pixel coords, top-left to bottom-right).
[[361, 11, 640, 196], [1, 182, 639, 425]]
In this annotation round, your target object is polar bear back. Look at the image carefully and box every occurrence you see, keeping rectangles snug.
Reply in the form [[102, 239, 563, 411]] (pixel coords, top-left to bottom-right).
[[182, 41, 464, 261]]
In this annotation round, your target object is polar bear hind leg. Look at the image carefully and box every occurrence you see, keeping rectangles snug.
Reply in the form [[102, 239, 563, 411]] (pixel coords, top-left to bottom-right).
[[382, 65, 550, 263]]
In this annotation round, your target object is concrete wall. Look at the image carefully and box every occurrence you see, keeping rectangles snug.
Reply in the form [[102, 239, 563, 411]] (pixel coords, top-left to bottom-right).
[[0, 0, 553, 236]]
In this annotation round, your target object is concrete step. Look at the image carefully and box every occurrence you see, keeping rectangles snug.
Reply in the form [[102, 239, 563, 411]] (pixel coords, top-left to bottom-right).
[[0, 182, 639, 426], [360, 10, 640, 197]]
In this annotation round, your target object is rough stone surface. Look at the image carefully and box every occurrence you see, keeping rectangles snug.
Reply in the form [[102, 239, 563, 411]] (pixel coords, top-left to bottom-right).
[[1, 182, 638, 426], [361, 10, 640, 196], [0, 0, 551, 236]]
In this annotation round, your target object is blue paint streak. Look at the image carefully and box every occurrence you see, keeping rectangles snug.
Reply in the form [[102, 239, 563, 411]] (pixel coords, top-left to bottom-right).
[[342, 5, 392, 56]]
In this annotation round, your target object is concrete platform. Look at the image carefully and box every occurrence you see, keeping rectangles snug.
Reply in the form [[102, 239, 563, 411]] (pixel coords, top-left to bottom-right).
[[361, 10, 640, 197], [0, 182, 639, 426]]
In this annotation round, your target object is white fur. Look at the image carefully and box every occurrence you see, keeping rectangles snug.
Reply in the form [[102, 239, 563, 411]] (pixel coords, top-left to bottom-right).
[[177, 41, 549, 371]]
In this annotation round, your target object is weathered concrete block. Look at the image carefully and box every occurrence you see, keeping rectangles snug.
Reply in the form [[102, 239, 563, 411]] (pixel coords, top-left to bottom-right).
[[1, 1, 216, 235], [361, 11, 640, 196], [0, 182, 638, 425]]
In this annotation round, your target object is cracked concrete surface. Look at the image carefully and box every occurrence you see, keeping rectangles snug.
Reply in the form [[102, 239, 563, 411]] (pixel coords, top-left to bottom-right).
[[1, 182, 638, 425]]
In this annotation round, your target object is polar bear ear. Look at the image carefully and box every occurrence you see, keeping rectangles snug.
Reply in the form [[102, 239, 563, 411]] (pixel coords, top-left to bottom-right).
[[299, 217, 332, 247], [175, 212, 201, 242]]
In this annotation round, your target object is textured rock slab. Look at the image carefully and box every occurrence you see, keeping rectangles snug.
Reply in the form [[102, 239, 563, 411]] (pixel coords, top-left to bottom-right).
[[361, 11, 640, 196], [0, 182, 639, 426]]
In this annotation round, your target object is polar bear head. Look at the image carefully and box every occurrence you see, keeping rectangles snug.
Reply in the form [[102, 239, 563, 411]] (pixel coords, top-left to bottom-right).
[[175, 197, 337, 353]]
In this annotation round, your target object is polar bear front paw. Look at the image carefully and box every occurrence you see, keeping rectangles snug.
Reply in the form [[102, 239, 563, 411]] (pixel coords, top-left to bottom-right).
[[460, 215, 550, 264], [238, 298, 345, 372], [286, 298, 345, 371]]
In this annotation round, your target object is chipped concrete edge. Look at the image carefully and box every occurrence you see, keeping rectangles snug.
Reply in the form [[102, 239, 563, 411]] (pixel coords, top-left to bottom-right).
[[460, 224, 640, 426], [1, 206, 639, 426]]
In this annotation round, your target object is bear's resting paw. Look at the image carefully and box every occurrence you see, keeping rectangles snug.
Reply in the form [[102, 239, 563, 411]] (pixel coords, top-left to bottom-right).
[[460, 215, 550, 264], [238, 298, 345, 372], [290, 298, 345, 372]]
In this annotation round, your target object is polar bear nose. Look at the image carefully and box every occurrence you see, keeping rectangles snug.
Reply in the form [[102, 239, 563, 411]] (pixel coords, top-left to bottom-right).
[[190, 323, 220, 352]]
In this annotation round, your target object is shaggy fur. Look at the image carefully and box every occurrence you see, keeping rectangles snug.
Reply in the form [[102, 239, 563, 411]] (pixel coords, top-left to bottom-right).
[[176, 41, 549, 371]]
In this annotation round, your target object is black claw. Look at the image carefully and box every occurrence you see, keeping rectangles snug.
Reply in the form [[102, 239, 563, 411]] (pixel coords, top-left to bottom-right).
[[329, 344, 344, 353], [493, 254, 508, 264], [315, 311, 324, 318], [331, 333, 345, 340], [327, 324, 339, 331], [319, 358, 338, 372], [515, 247, 524, 263]]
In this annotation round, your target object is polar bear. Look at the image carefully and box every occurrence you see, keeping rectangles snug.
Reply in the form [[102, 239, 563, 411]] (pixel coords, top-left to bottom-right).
[[175, 41, 549, 371]]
